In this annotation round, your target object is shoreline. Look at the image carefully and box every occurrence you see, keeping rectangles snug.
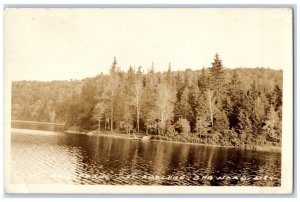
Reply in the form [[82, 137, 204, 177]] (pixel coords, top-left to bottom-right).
[[11, 128, 281, 153], [152, 139, 281, 153], [75, 130, 282, 153]]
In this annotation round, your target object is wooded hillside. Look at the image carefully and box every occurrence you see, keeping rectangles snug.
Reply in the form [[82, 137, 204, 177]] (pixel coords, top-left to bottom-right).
[[12, 54, 282, 148]]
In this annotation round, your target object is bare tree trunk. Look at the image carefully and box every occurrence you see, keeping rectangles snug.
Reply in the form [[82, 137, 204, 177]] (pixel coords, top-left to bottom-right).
[[136, 101, 139, 133], [134, 79, 142, 133], [110, 107, 113, 131], [208, 89, 213, 128], [104, 113, 106, 131], [161, 114, 166, 135], [98, 117, 101, 131], [117, 121, 120, 131]]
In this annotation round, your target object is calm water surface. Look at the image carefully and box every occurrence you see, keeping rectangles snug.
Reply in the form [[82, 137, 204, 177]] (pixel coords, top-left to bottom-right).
[[11, 122, 281, 186]]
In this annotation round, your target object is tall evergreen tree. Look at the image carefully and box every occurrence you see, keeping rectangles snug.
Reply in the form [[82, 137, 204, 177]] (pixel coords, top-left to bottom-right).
[[209, 53, 225, 91], [207, 53, 226, 130], [263, 105, 280, 139], [106, 57, 121, 131]]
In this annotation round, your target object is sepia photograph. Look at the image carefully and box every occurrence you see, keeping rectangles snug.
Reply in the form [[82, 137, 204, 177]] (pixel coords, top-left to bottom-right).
[[3, 7, 294, 194]]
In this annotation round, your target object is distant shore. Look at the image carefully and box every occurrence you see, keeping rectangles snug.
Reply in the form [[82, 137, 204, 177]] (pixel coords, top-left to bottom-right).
[[12, 120, 66, 126], [11, 128, 62, 136], [65, 129, 281, 153]]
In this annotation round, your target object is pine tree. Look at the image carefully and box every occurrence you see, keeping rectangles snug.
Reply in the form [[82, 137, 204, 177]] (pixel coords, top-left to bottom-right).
[[188, 84, 200, 132], [224, 70, 242, 130], [209, 53, 225, 91], [175, 87, 191, 120], [195, 93, 210, 134], [198, 67, 207, 92], [263, 105, 280, 141], [110, 56, 118, 74], [207, 53, 226, 130], [273, 84, 282, 112]]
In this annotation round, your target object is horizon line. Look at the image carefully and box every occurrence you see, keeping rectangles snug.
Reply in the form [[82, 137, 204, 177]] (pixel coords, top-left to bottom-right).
[[11, 66, 283, 82]]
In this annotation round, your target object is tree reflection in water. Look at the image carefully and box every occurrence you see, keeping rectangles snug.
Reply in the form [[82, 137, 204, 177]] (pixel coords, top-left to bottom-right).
[[12, 132, 281, 186]]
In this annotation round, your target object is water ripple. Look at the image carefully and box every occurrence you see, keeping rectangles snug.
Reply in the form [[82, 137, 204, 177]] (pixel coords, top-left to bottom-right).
[[11, 132, 281, 186]]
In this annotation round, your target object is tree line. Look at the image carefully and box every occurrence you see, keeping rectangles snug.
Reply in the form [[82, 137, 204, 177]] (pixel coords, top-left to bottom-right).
[[12, 54, 282, 148]]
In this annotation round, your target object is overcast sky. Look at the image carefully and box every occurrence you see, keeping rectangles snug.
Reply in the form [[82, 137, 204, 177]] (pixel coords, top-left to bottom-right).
[[5, 8, 292, 81]]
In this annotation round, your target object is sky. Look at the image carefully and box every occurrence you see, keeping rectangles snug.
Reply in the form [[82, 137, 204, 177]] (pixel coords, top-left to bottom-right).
[[4, 8, 292, 81]]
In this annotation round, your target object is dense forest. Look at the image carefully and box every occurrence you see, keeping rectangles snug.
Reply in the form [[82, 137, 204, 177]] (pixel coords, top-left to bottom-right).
[[12, 54, 282, 149]]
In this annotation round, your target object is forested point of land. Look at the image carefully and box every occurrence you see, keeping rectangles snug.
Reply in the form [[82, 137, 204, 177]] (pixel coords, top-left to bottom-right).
[[12, 54, 282, 149]]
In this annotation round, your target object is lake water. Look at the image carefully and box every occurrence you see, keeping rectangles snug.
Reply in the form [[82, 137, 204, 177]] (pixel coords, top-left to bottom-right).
[[11, 122, 281, 186]]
